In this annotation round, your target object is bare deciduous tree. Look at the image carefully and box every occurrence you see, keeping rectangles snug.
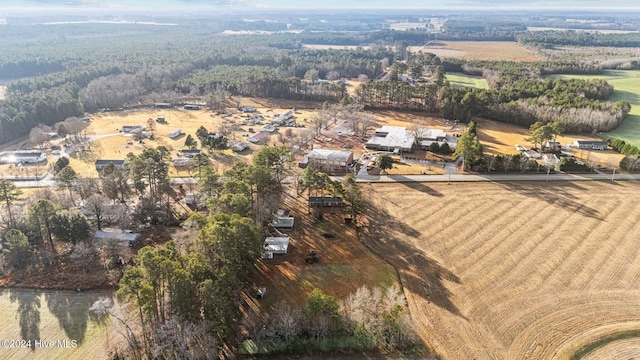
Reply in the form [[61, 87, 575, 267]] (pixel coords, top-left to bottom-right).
[[29, 126, 49, 149]]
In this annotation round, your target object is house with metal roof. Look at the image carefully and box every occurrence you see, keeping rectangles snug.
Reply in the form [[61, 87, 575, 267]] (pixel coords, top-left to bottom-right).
[[168, 128, 184, 139], [248, 132, 265, 144], [272, 209, 294, 229], [264, 237, 290, 255], [0, 151, 47, 165], [231, 142, 250, 152], [95, 159, 125, 171], [298, 149, 354, 174], [178, 149, 203, 158], [574, 140, 608, 150], [121, 125, 145, 134]]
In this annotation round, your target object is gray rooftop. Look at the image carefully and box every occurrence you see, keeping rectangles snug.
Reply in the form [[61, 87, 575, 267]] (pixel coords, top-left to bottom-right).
[[300, 149, 353, 164], [366, 126, 415, 150]]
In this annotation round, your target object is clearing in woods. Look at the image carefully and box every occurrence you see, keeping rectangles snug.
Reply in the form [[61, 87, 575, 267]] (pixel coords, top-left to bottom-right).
[[409, 41, 542, 62], [446, 72, 488, 90], [363, 181, 640, 360]]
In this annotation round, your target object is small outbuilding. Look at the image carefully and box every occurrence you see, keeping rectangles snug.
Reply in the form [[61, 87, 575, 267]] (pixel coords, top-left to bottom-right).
[[178, 149, 203, 158], [231, 142, 250, 152], [264, 237, 290, 255], [172, 158, 192, 167], [259, 124, 277, 133], [272, 209, 294, 229], [239, 106, 256, 113], [168, 129, 184, 139], [121, 125, 145, 134], [93, 229, 141, 246], [95, 159, 126, 171], [248, 132, 265, 144], [183, 104, 200, 110], [309, 196, 344, 208]]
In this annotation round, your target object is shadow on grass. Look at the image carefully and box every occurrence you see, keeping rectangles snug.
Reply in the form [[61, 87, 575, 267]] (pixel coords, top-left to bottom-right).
[[390, 176, 444, 197], [9, 289, 40, 352], [498, 181, 603, 220], [360, 197, 464, 319]]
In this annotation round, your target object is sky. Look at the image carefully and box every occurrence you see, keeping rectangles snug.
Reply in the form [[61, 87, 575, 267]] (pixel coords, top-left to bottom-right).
[[1, 0, 639, 11]]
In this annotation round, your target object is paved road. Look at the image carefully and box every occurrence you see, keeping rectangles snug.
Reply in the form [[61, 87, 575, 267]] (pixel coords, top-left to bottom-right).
[[10, 169, 640, 188], [345, 172, 639, 183]]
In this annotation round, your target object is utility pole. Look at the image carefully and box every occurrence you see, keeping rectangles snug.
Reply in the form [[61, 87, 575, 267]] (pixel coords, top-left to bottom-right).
[[612, 167, 616, 182]]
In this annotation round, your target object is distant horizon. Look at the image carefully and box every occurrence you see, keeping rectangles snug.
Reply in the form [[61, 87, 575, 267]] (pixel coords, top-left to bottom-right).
[[1, 0, 640, 13]]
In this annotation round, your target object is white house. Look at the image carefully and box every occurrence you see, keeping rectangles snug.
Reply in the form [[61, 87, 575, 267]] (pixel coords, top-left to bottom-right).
[[264, 237, 290, 255], [574, 140, 608, 150]]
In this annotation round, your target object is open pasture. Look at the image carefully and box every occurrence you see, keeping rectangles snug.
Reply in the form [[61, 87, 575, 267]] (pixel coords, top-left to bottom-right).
[[0, 288, 121, 360], [363, 181, 640, 360], [446, 72, 488, 90], [547, 70, 640, 147], [410, 41, 542, 62]]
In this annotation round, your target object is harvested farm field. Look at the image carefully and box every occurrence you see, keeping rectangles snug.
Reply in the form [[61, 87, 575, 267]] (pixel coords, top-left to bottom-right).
[[362, 181, 640, 360]]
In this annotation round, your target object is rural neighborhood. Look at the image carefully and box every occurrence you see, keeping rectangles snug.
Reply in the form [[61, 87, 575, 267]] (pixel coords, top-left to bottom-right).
[[1, 2, 640, 360]]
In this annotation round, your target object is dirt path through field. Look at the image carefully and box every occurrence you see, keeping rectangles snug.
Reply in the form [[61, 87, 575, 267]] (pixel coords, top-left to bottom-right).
[[362, 181, 640, 359]]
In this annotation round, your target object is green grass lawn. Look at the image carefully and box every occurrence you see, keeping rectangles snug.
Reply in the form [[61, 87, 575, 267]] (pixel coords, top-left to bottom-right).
[[0, 288, 118, 360], [446, 72, 489, 90], [548, 70, 640, 146]]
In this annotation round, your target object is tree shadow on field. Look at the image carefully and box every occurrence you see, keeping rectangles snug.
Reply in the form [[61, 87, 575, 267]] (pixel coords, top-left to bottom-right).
[[360, 197, 465, 319], [392, 177, 444, 197], [45, 291, 112, 345], [9, 289, 40, 352], [498, 182, 603, 220]]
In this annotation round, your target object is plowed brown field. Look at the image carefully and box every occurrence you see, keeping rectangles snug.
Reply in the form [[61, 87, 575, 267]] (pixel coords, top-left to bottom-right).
[[362, 181, 640, 360]]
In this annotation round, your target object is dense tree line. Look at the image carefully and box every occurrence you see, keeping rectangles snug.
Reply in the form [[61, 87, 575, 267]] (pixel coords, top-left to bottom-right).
[[0, 28, 397, 144], [517, 31, 640, 48], [355, 54, 630, 132], [242, 286, 420, 355], [609, 138, 640, 156]]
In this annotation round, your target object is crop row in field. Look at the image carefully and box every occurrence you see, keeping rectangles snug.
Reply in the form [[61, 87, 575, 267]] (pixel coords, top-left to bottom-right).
[[363, 181, 640, 359]]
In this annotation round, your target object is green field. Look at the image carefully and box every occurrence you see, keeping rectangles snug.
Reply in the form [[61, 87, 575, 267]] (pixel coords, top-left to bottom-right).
[[548, 70, 640, 147], [0, 288, 117, 360], [446, 72, 489, 90]]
